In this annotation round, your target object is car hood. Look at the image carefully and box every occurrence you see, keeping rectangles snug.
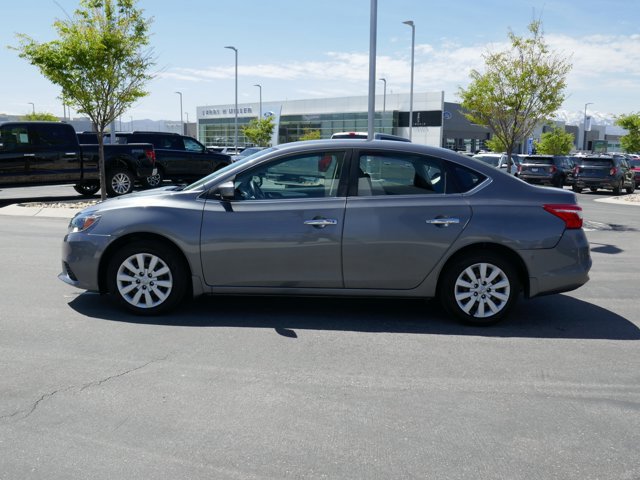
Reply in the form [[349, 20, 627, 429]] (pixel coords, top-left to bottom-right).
[[80, 186, 192, 215]]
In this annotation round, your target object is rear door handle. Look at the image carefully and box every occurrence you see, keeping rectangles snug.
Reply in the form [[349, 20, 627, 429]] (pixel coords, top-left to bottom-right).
[[304, 218, 338, 228], [426, 217, 460, 227]]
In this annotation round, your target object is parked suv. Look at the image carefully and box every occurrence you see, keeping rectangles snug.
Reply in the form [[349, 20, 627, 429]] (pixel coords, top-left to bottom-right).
[[518, 155, 574, 187], [629, 158, 640, 187], [572, 155, 635, 195], [115, 132, 231, 187]]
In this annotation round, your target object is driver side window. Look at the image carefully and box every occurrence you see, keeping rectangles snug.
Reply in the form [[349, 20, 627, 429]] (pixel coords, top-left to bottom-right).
[[234, 151, 346, 200]]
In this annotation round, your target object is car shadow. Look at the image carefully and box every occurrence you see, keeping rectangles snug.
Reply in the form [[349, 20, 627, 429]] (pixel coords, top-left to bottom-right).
[[67, 293, 640, 341]]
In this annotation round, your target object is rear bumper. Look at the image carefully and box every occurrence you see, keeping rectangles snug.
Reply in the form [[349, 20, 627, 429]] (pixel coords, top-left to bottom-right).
[[573, 178, 615, 189], [521, 229, 591, 298]]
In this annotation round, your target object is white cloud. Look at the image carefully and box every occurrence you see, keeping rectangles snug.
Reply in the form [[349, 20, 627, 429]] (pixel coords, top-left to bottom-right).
[[157, 32, 640, 113]]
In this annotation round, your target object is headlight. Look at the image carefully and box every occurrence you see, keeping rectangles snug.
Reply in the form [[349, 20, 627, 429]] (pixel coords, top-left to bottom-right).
[[68, 214, 101, 233]]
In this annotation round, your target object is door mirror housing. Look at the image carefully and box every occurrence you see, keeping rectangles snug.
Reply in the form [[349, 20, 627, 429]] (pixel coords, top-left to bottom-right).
[[215, 181, 236, 200]]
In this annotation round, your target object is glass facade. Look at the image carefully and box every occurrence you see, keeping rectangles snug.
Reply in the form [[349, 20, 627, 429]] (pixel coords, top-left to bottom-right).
[[199, 117, 255, 148], [199, 111, 398, 147]]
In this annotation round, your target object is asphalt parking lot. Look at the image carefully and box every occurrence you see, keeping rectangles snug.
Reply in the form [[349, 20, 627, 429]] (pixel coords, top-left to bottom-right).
[[0, 185, 638, 480]]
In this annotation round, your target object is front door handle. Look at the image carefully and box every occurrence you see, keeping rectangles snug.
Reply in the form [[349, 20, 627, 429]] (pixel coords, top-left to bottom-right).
[[304, 218, 338, 229], [426, 217, 460, 227]]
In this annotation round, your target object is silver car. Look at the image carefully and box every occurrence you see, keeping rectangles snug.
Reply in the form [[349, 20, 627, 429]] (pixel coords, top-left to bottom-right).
[[59, 140, 591, 325]]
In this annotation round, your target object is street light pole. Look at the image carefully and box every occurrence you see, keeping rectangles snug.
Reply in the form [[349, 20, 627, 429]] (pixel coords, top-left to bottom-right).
[[28, 102, 35, 114], [367, 0, 378, 140], [403, 20, 415, 141], [254, 84, 262, 119], [379, 78, 387, 113], [225, 46, 239, 151], [175, 91, 183, 135], [583, 102, 593, 152]]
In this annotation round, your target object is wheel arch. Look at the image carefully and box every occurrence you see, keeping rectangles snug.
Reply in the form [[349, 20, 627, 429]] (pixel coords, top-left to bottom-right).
[[98, 232, 193, 297], [436, 242, 530, 297]]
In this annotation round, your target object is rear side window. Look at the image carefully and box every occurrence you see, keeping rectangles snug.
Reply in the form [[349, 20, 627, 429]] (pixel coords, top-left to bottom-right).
[[356, 152, 487, 196], [31, 124, 76, 147], [358, 153, 446, 196], [0, 126, 30, 151]]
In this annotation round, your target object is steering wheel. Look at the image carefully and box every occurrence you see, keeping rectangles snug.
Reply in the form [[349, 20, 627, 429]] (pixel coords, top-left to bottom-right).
[[237, 176, 265, 200]]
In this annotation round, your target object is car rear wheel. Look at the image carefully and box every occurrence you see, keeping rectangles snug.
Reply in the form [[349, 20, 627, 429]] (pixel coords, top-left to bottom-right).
[[625, 183, 635, 194], [613, 179, 622, 195], [107, 241, 188, 315], [438, 251, 520, 325], [141, 169, 164, 189], [106, 169, 135, 196], [572, 185, 582, 193], [589, 187, 598, 193]]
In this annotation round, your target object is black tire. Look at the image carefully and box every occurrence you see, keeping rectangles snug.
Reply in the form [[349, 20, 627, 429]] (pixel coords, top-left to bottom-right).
[[141, 168, 164, 189], [589, 187, 598, 193], [106, 169, 135, 197], [613, 179, 623, 195], [438, 251, 520, 326], [106, 240, 188, 315], [572, 185, 582, 193], [625, 183, 635, 194], [73, 181, 100, 197]]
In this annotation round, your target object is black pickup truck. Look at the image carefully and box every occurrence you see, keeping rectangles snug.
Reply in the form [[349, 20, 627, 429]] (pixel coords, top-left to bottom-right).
[[0, 121, 156, 197], [87, 131, 231, 188]]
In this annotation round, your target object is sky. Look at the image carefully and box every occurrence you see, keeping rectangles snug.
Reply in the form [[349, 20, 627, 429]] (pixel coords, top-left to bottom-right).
[[1, 0, 639, 122]]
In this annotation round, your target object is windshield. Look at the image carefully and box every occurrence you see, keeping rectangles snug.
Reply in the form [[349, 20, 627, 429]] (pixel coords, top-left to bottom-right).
[[182, 146, 277, 192]]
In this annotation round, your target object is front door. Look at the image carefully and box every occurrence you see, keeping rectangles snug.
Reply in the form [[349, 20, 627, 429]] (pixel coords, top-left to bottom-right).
[[200, 149, 348, 287]]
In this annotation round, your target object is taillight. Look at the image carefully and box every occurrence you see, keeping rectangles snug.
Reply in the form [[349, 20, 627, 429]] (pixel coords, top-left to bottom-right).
[[549, 165, 557, 173], [610, 167, 617, 176], [573, 166, 580, 174], [517, 164, 522, 173], [543, 204, 583, 229], [145, 148, 156, 164]]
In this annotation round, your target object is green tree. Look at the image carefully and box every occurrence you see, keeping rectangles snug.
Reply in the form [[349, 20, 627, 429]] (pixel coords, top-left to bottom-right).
[[485, 137, 508, 153], [23, 112, 59, 121], [615, 113, 640, 153], [458, 20, 572, 173], [534, 126, 575, 155], [14, 0, 154, 200], [242, 117, 275, 147], [299, 129, 322, 141]]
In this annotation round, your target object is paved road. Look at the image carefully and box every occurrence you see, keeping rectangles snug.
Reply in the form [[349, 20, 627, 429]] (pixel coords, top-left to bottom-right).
[[0, 186, 638, 479]]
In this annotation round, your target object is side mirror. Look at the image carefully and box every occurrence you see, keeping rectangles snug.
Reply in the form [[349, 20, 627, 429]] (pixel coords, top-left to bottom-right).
[[215, 181, 235, 200]]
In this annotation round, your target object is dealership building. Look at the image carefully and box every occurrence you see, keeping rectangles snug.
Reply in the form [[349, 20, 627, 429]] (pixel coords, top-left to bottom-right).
[[197, 91, 492, 153]]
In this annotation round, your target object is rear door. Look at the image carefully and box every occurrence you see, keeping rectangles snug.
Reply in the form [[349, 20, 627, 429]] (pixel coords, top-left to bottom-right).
[[28, 123, 81, 182], [342, 150, 474, 290]]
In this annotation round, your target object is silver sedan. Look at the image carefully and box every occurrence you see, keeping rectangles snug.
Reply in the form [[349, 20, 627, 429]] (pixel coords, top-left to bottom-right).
[[59, 140, 591, 325]]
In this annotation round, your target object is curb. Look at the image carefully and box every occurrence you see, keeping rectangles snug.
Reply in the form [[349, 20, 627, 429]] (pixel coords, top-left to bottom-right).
[[0, 204, 78, 218]]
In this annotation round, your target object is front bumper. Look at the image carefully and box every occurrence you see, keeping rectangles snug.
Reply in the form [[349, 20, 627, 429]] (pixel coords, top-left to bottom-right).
[[59, 231, 114, 292]]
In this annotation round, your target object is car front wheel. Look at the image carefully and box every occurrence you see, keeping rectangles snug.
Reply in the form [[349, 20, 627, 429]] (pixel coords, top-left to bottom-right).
[[107, 241, 188, 315], [439, 251, 520, 325], [73, 181, 100, 197]]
